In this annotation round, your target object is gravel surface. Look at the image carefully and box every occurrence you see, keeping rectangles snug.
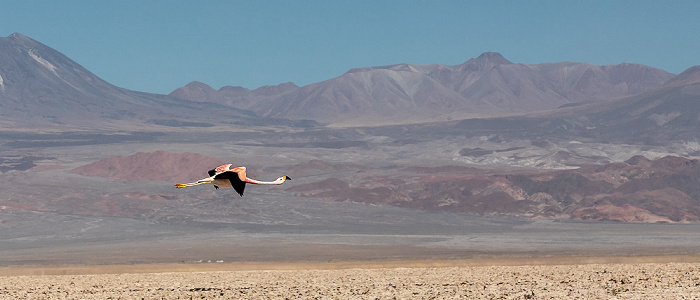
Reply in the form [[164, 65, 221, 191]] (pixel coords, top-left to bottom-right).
[[1, 262, 699, 299]]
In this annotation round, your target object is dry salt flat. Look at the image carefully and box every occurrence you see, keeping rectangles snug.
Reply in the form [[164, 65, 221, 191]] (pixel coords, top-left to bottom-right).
[[1, 262, 700, 299]]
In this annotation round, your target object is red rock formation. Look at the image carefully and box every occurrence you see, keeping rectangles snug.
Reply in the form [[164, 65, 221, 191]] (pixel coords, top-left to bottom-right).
[[70, 150, 226, 182], [290, 156, 700, 223]]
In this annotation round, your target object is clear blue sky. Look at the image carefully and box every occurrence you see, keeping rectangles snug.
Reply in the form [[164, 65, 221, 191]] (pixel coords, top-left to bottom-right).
[[2, 1, 698, 94]]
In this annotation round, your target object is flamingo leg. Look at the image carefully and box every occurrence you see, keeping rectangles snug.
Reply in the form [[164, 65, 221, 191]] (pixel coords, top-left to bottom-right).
[[175, 178, 213, 188]]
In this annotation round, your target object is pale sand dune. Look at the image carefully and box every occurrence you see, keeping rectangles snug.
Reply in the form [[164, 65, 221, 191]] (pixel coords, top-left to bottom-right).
[[1, 260, 699, 299]]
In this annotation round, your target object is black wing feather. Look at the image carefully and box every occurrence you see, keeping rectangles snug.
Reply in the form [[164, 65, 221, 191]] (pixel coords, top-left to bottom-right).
[[214, 171, 246, 197], [208, 169, 217, 177], [229, 177, 246, 197]]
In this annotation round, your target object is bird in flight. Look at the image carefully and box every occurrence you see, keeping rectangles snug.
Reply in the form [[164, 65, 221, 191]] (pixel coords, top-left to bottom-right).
[[175, 164, 291, 197]]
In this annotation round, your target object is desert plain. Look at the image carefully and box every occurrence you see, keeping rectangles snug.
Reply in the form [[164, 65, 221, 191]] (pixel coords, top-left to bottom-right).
[[1, 259, 700, 299]]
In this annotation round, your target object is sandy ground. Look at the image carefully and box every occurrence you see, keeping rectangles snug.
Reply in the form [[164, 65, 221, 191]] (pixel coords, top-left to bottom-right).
[[1, 260, 699, 299]]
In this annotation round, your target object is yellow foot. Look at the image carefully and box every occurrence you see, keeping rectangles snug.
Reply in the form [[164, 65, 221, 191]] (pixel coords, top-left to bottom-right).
[[175, 184, 186, 188]]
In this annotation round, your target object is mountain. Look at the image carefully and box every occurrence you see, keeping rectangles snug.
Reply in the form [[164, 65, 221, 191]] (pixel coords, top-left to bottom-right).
[[0, 33, 306, 130], [510, 64, 700, 144], [170, 52, 674, 126], [587, 65, 700, 143]]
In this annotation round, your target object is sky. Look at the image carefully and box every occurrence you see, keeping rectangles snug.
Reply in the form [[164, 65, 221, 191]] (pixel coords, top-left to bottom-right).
[[1, 1, 698, 94]]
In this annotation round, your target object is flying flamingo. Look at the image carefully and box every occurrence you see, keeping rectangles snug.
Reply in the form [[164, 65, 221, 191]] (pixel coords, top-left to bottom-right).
[[175, 164, 291, 197]]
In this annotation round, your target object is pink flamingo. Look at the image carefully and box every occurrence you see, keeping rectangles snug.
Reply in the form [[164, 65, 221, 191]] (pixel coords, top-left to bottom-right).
[[175, 164, 290, 197]]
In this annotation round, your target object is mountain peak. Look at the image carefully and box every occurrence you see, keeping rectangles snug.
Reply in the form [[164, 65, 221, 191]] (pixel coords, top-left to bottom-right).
[[184, 81, 215, 91], [461, 52, 512, 71], [9, 32, 25, 39], [9, 32, 29, 40], [663, 65, 700, 86], [676, 65, 700, 81], [169, 81, 217, 100], [476, 52, 511, 64], [5, 32, 40, 46]]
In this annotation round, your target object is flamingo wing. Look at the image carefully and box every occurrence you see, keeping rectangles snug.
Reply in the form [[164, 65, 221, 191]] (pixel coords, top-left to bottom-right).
[[214, 171, 246, 197], [209, 164, 233, 177]]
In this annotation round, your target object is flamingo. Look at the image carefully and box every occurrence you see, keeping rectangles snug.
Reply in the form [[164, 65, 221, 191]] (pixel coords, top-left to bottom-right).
[[175, 164, 290, 197]]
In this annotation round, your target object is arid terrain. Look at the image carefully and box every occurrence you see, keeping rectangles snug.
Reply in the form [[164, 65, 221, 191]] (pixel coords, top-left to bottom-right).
[[2, 260, 700, 299]]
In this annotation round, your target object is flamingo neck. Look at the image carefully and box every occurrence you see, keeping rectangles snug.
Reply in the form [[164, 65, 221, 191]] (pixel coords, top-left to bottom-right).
[[245, 178, 283, 185]]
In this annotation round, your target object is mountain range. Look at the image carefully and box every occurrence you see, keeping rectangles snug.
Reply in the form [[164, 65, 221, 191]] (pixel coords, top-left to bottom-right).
[[3, 32, 699, 133], [170, 52, 674, 126]]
